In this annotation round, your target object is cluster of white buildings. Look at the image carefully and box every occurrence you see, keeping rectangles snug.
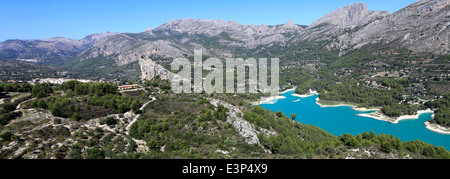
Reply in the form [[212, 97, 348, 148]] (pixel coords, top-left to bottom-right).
[[30, 78, 95, 85]]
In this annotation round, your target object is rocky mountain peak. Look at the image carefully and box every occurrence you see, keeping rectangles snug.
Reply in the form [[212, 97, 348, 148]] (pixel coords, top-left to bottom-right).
[[82, 32, 117, 41], [145, 27, 155, 32], [344, 0, 449, 55], [309, 2, 370, 29], [284, 20, 296, 27], [281, 20, 300, 29], [153, 18, 236, 36]]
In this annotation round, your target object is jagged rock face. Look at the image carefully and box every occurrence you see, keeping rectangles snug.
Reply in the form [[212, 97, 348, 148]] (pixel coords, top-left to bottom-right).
[[300, 3, 391, 41], [309, 3, 371, 29], [154, 19, 241, 36], [76, 19, 304, 66], [139, 56, 175, 81], [139, 56, 191, 89], [346, 0, 450, 54], [154, 18, 302, 37], [209, 98, 276, 145], [302, 0, 449, 55], [79, 0, 445, 66], [82, 33, 205, 65]]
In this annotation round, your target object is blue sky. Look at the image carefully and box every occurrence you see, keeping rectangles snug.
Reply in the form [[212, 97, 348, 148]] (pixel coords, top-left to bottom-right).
[[0, 0, 417, 42]]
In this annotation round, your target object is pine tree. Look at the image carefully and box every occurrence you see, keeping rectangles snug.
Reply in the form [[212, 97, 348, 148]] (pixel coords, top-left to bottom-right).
[[290, 113, 296, 120]]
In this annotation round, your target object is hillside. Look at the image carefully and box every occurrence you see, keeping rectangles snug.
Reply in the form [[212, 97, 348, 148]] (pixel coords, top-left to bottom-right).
[[1, 81, 448, 159]]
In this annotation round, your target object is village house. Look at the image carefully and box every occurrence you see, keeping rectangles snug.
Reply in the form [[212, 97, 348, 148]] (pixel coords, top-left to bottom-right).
[[118, 84, 139, 90]]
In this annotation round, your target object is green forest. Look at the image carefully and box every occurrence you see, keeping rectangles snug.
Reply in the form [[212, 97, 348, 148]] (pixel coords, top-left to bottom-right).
[[381, 104, 419, 117], [425, 93, 450, 127], [28, 81, 144, 121], [340, 132, 449, 158], [319, 79, 401, 107]]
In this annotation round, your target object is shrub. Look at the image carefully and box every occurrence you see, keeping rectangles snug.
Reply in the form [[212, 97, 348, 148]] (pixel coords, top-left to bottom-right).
[[1, 132, 14, 142], [100, 117, 118, 128], [53, 118, 62, 124]]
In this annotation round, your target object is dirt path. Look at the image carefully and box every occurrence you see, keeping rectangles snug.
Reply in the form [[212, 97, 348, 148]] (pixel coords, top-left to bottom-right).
[[124, 96, 156, 153], [125, 96, 156, 134], [16, 97, 36, 111]]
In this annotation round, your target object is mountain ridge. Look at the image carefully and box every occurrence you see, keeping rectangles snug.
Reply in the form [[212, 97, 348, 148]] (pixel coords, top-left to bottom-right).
[[0, 32, 118, 64], [0, 0, 448, 67], [59, 0, 450, 67]]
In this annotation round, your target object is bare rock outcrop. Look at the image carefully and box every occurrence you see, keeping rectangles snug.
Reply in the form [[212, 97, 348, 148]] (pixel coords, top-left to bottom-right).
[[309, 3, 372, 29], [209, 98, 276, 145], [139, 56, 175, 81], [346, 0, 449, 54]]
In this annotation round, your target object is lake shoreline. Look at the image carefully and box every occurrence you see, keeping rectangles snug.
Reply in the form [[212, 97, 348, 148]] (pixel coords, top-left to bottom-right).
[[291, 89, 318, 98], [313, 94, 446, 134], [425, 121, 450, 135], [294, 89, 442, 133], [253, 88, 295, 105], [300, 90, 435, 125], [293, 90, 365, 109], [255, 96, 286, 105], [260, 87, 450, 149], [280, 88, 296, 94], [356, 109, 434, 124], [314, 97, 380, 111], [316, 98, 356, 108], [263, 88, 438, 128]]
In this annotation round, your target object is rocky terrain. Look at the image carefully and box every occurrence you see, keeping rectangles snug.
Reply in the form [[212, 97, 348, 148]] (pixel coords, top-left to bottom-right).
[[0, 0, 447, 70], [209, 98, 276, 145], [296, 0, 449, 55], [74, 18, 304, 66], [339, 0, 449, 54], [76, 0, 449, 69]]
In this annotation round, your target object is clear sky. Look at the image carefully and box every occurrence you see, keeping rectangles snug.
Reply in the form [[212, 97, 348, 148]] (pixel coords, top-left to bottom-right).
[[0, 0, 418, 42]]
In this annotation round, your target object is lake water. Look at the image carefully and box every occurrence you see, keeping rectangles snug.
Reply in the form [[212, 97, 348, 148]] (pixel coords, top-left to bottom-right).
[[260, 90, 450, 150]]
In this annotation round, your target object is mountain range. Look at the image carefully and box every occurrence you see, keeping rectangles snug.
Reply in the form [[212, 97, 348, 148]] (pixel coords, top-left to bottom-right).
[[0, 0, 448, 72]]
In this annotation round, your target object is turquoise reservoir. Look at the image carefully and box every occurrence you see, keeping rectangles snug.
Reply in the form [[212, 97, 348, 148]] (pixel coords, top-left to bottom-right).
[[260, 90, 450, 150]]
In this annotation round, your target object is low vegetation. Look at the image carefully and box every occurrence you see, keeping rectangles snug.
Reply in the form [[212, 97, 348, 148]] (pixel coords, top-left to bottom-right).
[[28, 81, 145, 121]]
